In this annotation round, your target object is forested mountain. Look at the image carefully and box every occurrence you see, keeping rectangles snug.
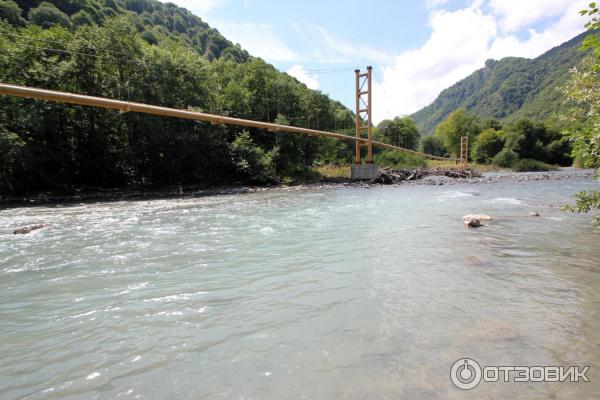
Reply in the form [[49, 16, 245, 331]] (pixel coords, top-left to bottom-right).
[[6, 0, 249, 61], [0, 0, 356, 195], [411, 32, 590, 135]]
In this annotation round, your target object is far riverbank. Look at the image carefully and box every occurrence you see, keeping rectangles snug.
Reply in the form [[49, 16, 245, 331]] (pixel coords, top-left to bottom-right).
[[0, 168, 596, 207]]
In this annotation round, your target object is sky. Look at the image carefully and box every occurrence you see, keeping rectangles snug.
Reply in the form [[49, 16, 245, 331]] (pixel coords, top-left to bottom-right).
[[162, 0, 587, 122]]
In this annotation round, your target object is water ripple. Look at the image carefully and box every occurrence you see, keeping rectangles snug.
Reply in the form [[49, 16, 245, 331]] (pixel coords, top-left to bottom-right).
[[0, 173, 599, 399]]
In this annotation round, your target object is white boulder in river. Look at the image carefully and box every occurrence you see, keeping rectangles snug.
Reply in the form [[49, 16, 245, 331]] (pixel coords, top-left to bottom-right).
[[463, 214, 492, 223]]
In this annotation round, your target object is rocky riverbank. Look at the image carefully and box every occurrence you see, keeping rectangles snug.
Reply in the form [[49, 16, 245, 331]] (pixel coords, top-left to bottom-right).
[[0, 168, 596, 206], [371, 167, 481, 184]]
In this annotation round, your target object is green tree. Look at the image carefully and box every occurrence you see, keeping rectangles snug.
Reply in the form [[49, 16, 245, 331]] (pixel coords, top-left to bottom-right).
[[421, 135, 447, 157], [434, 108, 480, 158], [481, 117, 502, 131], [500, 119, 571, 165], [503, 120, 547, 160], [0, 128, 24, 192], [580, 2, 600, 70], [562, 3, 600, 224], [0, 0, 24, 26], [562, 61, 599, 170], [28, 1, 71, 28], [471, 128, 504, 163], [71, 10, 94, 27], [377, 116, 420, 150]]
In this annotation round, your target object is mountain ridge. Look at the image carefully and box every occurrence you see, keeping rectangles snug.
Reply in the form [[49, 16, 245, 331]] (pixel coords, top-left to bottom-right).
[[410, 31, 590, 135]]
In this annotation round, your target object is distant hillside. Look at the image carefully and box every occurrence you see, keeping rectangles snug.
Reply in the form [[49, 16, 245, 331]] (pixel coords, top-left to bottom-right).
[[411, 32, 590, 135], [10, 0, 249, 62]]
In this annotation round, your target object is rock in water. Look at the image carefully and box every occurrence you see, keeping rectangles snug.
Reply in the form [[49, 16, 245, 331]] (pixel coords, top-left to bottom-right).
[[13, 224, 48, 235], [463, 214, 492, 222], [528, 212, 540, 217], [465, 219, 483, 228]]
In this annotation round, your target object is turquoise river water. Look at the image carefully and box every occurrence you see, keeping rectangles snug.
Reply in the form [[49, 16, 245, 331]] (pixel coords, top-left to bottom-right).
[[1, 170, 599, 399]]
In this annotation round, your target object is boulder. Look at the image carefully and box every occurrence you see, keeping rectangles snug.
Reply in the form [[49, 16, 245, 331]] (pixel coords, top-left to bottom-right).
[[13, 224, 48, 235], [370, 171, 394, 184], [463, 214, 492, 222], [465, 219, 483, 228]]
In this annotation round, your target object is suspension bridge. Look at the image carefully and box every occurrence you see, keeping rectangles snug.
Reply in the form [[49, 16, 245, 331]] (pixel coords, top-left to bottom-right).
[[0, 66, 464, 179]]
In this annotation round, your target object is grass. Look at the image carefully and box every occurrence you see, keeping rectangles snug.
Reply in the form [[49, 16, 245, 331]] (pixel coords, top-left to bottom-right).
[[373, 149, 427, 169], [314, 165, 351, 179], [427, 160, 459, 168], [469, 164, 505, 172], [426, 160, 504, 172]]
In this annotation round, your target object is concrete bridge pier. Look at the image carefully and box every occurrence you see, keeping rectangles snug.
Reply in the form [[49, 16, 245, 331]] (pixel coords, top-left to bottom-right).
[[351, 164, 379, 180]]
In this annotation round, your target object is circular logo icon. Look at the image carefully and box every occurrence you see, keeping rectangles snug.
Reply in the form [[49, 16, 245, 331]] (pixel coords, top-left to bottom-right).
[[450, 358, 482, 390]]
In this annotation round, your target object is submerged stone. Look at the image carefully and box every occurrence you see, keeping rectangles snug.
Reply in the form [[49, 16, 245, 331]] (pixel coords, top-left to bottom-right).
[[13, 224, 48, 235]]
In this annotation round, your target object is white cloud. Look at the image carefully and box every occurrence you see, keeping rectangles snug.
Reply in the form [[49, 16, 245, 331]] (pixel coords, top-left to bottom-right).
[[373, 0, 587, 122], [209, 20, 299, 62], [161, 0, 225, 15], [488, 0, 579, 33], [286, 65, 319, 90]]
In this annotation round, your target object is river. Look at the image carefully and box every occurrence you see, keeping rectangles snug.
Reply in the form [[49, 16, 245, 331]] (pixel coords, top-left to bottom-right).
[[1, 169, 599, 399]]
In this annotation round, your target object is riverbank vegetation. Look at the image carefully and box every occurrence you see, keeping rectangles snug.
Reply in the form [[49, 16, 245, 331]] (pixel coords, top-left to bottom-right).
[[561, 3, 600, 225], [0, 3, 357, 195]]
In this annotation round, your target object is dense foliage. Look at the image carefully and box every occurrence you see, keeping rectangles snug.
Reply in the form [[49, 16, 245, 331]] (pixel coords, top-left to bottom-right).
[[375, 117, 420, 150], [471, 128, 503, 163], [9, 0, 249, 61], [562, 3, 600, 225], [434, 108, 480, 157], [373, 149, 426, 169], [420, 135, 446, 157], [411, 32, 591, 135], [0, 18, 355, 194], [430, 108, 572, 169]]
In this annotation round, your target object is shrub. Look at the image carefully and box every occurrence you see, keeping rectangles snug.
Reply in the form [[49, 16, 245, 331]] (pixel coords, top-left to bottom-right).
[[491, 147, 519, 168], [229, 131, 277, 184], [512, 159, 557, 172], [0, 129, 24, 192], [374, 149, 427, 169]]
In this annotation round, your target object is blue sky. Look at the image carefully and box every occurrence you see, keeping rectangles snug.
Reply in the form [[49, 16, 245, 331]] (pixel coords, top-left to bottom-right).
[[164, 0, 587, 122]]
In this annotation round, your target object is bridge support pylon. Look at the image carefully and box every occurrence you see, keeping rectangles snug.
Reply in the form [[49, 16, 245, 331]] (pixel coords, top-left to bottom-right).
[[460, 136, 469, 167], [352, 66, 378, 180]]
